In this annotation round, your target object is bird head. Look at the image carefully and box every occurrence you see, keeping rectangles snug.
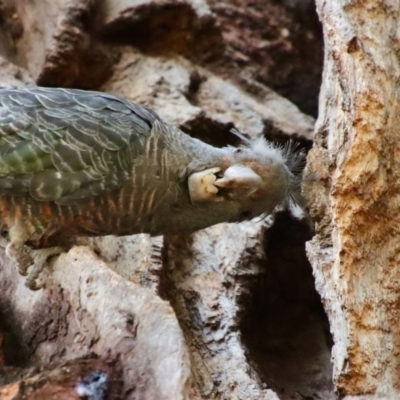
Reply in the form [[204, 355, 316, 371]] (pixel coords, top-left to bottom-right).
[[188, 132, 304, 220]]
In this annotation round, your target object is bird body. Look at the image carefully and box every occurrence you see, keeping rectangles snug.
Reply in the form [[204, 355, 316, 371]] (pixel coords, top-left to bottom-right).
[[0, 86, 299, 288]]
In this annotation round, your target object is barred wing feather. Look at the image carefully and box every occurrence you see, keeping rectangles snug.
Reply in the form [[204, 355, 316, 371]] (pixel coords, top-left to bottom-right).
[[0, 86, 161, 204]]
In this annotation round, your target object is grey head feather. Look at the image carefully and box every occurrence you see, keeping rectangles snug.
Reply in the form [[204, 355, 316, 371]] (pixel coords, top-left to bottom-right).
[[230, 128, 306, 211]]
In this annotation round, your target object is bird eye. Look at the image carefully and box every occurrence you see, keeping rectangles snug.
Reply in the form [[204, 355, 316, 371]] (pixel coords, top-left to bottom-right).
[[234, 148, 242, 154]]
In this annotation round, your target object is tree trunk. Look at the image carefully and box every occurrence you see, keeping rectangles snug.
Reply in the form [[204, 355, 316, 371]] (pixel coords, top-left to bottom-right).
[[306, 0, 400, 398], [0, 0, 365, 399]]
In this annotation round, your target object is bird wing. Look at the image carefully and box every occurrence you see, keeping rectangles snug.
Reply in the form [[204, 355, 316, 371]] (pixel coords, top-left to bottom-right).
[[0, 86, 161, 204]]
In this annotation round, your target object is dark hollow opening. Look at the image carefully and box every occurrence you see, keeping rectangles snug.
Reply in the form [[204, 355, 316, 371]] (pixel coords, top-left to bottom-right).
[[239, 211, 335, 400]]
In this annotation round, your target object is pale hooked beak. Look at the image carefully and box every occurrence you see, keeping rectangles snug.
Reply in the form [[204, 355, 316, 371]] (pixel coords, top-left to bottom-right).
[[188, 167, 222, 204], [214, 165, 262, 189], [188, 165, 262, 204]]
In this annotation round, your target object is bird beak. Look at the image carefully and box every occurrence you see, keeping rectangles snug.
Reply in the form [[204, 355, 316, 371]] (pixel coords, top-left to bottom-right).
[[188, 165, 262, 205], [213, 177, 230, 188], [188, 167, 222, 204], [214, 165, 261, 188]]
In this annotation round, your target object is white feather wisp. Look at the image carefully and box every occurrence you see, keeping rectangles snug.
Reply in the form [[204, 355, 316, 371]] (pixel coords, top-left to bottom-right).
[[231, 129, 306, 214]]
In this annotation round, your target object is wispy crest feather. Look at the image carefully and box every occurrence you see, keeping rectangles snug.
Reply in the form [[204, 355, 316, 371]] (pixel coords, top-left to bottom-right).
[[230, 128, 306, 211]]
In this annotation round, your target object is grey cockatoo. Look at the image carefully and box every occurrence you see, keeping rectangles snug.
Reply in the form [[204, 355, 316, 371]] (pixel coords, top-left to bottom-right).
[[0, 86, 303, 289]]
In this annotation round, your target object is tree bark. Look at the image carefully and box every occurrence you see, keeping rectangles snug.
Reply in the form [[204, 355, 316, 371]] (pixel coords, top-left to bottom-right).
[[306, 0, 400, 398], [0, 0, 329, 399]]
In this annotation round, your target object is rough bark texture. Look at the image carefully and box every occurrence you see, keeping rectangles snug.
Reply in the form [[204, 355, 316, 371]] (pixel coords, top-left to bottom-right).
[[305, 0, 400, 399], [0, 1, 330, 399]]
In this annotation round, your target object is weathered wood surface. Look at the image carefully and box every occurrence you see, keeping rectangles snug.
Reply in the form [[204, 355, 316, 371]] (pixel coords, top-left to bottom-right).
[[0, 0, 329, 399], [306, 0, 400, 398]]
